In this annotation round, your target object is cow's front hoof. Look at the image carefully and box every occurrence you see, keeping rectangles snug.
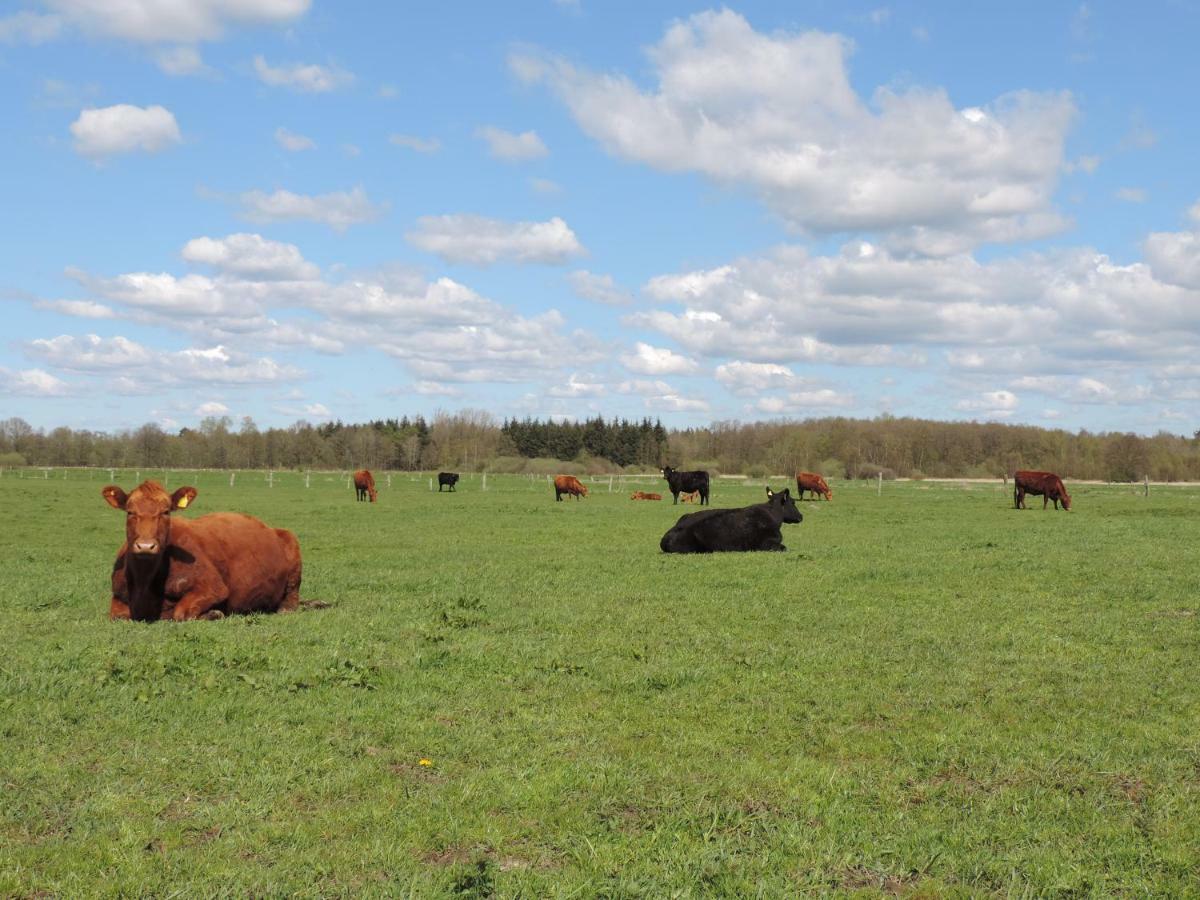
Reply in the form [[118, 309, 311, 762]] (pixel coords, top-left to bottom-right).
[[201, 609, 225, 621]]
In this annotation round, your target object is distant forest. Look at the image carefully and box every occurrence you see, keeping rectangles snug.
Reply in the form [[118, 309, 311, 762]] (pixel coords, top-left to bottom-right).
[[2, 412, 1199, 482]]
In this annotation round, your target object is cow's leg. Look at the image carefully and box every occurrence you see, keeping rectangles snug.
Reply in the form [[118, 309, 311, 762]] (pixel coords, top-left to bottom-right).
[[171, 589, 228, 622], [555, 490, 562, 501], [701, 489, 709, 506], [109, 596, 131, 620], [279, 559, 302, 613], [672, 491, 679, 504], [1043, 495, 1049, 510]]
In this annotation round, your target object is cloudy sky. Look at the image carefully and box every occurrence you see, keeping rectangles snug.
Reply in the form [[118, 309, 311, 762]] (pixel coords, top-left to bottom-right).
[[3, 2, 1200, 434]]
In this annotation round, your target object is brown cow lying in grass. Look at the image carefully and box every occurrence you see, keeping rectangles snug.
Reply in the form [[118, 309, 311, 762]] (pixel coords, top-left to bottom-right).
[[103, 480, 302, 622], [630, 491, 662, 500], [679, 491, 700, 503]]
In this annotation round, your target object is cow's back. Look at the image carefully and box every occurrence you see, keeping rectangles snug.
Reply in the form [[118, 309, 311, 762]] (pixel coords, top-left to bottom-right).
[[173, 513, 300, 613]]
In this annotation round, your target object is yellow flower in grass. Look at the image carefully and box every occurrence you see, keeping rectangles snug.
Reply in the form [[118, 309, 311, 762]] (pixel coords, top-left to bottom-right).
[[418, 758, 433, 767]]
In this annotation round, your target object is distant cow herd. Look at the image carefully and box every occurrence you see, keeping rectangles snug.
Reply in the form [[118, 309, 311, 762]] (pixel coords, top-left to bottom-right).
[[100, 463, 1072, 621]]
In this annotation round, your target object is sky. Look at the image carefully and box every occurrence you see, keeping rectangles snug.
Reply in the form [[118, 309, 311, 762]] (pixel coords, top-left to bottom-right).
[[2, 1, 1200, 436]]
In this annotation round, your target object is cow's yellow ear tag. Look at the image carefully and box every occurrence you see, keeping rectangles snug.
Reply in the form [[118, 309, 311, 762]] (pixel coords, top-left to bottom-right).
[[177, 496, 189, 509]]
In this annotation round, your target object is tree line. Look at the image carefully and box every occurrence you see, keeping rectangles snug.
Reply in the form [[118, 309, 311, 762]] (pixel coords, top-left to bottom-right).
[[2, 413, 1199, 482]]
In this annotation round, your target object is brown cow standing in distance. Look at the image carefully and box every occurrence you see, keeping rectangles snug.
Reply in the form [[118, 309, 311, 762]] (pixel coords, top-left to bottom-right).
[[1013, 470, 1072, 511], [796, 471, 833, 501], [103, 480, 302, 622], [353, 469, 377, 502], [554, 474, 588, 501]]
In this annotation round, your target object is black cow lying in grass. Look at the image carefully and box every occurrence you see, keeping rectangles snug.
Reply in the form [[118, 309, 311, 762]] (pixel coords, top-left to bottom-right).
[[661, 465, 710, 505], [660, 487, 802, 553]]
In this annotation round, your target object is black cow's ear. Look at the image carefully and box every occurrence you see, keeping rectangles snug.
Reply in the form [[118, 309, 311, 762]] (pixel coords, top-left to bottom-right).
[[102, 485, 128, 510], [766, 487, 774, 498]]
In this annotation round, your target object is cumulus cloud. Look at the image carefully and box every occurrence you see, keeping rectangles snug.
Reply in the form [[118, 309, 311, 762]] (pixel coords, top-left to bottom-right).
[[154, 45, 210, 76], [195, 400, 229, 415], [253, 55, 352, 92], [514, 9, 1075, 252], [568, 270, 631, 306], [475, 126, 548, 161], [1144, 218, 1200, 289], [1116, 187, 1146, 203], [35, 299, 115, 318], [389, 133, 441, 153], [70, 104, 181, 158], [26, 334, 302, 385], [954, 389, 1019, 417], [237, 186, 385, 231], [616, 378, 709, 412], [715, 361, 797, 394], [1, 367, 69, 396], [754, 389, 854, 414], [547, 373, 607, 398], [34, 0, 309, 43], [620, 341, 698, 375], [406, 215, 584, 265], [274, 126, 315, 151], [182, 233, 319, 280]]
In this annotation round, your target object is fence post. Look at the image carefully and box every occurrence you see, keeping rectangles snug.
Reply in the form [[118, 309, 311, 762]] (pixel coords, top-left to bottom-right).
[[267, 471, 273, 489], [608, 475, 613, 493], [229, 472, 235, 487], [1144, 474, 1149, 497], [877, 472, 882, 496], [305, 472, 310, 488], [429, 478, 433, 492], [482, 473, 487, 492], [386, 474, 392, 488]]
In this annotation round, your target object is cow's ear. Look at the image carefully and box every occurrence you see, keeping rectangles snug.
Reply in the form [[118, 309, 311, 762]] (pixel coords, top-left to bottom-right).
[[102, 485, 128, 510], [170, 486, 198, 511], [766, 487, 774, 498]]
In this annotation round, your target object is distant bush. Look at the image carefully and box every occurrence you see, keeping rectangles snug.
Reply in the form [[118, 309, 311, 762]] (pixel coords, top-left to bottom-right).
[[744, 463, 769, 479], [0, 452, 26, 467], [523, 457, 585, 477]]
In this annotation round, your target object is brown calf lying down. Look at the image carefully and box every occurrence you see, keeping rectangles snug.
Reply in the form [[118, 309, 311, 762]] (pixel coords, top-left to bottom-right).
[[104, 480, 302, 622], [630, 491, 662, 500], [679, 490, 700, 503]]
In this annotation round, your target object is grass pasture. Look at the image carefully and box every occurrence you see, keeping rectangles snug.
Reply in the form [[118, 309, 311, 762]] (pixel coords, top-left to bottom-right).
[[1, 470, 1199, 897]]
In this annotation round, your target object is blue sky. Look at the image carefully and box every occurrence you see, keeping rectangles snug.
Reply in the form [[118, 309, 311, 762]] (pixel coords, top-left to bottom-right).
[[3, 1, 1200, 435]]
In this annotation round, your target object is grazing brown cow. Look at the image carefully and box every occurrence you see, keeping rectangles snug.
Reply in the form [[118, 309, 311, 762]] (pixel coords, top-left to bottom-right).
[[554, 474, 588, 501], [103, 480, 302, 622], [679, 490, 700, 503], [353, 469, 377, 502], [1014, 470, 1071, 511], [796, 471, 833, 501], [630, 491, 662, 500]]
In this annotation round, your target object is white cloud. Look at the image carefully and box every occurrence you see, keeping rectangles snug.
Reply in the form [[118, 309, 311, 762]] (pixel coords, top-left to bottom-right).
[[530, 177, 562, 194], [195, 400, 229, 415], [475, 126, 548, 161], [274, 126, 315, 151], [412, 380, 461, 397], [181, 233, 319, 280], [620, 341, 698, 375], [407, 215, 584, 265], [237, 186, 385, 231], [1144, 224, 1200, 289], [515, 9, 1076, 252], [389, 133, 441, 153], [954, 389, 1019, 417], [754, 390, 854, 414], [26, 334, 302, 385], [1116, 187, 1146, 203], [0, 10, 62, 43], [70, 104, 181, 158], [617, 378, 709, 412], [34, 299, 115, 318], [1, 367, 69, 396], [547, 373, 607, 398], [253, 55, 352, 92], [305, 402, 330, 417], [154, 45, 210, 76], [715, 361, 796, 393], [568, 269, 631, 306], [37, 0, 309, 43]]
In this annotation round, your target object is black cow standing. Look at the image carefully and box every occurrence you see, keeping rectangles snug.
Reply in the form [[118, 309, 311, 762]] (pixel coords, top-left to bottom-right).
[[438, 472, 460, 492], [661, 465, 710, 505], [660, 487, 802, 553]]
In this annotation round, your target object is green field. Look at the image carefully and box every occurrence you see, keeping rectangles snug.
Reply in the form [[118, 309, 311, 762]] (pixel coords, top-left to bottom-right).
[[2, 470, 1198, 897]]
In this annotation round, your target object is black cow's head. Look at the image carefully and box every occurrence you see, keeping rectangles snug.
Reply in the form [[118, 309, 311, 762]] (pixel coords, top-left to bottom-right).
[[766, 487, 802, 524], [103, 480, 197, 560]]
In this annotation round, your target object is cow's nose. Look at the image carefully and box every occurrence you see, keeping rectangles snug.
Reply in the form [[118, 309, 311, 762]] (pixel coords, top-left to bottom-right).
[[132, 539, 159, 555]]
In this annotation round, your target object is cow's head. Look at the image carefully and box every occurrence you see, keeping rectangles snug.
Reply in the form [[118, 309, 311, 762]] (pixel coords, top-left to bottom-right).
[[1059, 486, 1071, 511], [661, 466, 675, 478], [369, 485, 378, 502], [102, 480, 197, 559], [824, 486, 834, 501], [766, 487, 803, 524]]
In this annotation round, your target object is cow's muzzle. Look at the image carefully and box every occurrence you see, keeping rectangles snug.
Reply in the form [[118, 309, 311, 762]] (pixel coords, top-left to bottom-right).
[[132, 540, 160, 555]]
